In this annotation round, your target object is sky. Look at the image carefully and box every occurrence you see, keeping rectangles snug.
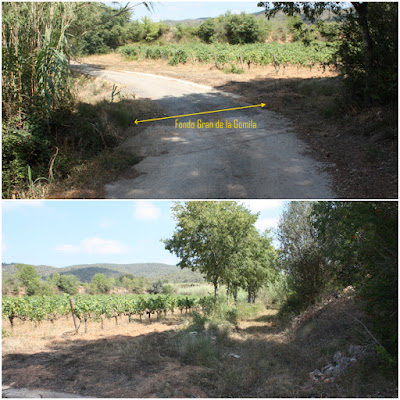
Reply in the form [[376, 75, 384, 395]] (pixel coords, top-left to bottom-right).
[[2, 200, 286, 269], [125, 1, 264, 22]]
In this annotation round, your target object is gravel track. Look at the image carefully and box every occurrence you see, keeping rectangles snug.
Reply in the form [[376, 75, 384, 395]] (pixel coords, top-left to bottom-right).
[[73, 63, 335, 199]]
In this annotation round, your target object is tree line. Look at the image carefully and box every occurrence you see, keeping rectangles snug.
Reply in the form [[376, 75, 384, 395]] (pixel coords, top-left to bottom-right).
[[164, 201, 397, 360], [164, 202, 277, 303], [2, 264, 173, 297]]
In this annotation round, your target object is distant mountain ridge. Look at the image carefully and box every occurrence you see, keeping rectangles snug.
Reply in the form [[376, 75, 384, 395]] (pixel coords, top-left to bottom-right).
[[2, 263, 203, 283]]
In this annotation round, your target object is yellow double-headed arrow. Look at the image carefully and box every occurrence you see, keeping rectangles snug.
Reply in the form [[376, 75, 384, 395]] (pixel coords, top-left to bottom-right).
[[134, 103, 266, 125]]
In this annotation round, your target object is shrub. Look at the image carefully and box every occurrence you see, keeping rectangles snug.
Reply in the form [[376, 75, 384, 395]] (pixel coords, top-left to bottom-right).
[[178, 334, 220, 366]]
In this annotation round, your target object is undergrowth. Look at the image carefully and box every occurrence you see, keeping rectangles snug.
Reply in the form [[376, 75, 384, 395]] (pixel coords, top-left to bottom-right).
[[3, 75, 160, 198]]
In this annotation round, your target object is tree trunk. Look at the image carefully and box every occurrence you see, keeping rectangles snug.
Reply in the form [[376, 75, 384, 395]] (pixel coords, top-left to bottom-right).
[[233, 287, 238, 304], [214, 280, 219, 299], [352, 2, 373, 98]]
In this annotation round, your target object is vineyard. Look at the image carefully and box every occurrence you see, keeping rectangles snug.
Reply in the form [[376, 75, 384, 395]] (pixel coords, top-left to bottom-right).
[[2, 294, 213, 333], [119, 41, 339, 71]]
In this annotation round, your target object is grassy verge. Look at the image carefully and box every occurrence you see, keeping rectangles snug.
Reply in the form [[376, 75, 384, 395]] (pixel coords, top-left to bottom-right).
[[168, 298, 397, 397], [2, 74, 163, 199]]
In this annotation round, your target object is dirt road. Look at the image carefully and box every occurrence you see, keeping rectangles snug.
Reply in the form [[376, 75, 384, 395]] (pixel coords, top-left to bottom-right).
[[73, 63, 335, 198]]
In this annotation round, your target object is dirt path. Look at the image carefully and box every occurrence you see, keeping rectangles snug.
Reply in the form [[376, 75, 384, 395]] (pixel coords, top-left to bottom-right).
[[72, 63, 335, 199]]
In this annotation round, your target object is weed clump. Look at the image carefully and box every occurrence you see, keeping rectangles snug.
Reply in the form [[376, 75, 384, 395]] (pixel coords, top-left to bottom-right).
[[223, 64, 245, 74], [177, 334, 220, 367]]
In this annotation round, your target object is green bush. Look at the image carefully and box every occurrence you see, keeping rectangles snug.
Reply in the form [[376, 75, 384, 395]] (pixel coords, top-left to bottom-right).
[[278, 292, 305, 317], [198, 19, 216, 43], [190, 311, 207, 331]]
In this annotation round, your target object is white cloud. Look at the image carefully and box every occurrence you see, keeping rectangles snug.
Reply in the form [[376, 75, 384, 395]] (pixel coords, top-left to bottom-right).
[[2, 237, 7, 252], [134, 202, 161, 220], [56, 237, 129, 255], [242, 200, 284, 213], [255, 217, 280, 232]]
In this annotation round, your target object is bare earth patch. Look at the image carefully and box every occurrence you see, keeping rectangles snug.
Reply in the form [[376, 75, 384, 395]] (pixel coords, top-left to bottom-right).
[[2, 314, 207, 398]]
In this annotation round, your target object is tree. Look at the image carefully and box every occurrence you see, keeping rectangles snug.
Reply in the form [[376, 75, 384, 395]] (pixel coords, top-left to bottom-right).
[[90, 273, 114, 294], [51, 273, 81, 295], [225, 12, 264, 44], [15, 264, 41, 296], [277, 202, 330, 308], [164, 201, 259, 298], [257, 2, 398, 102], [312, 201, 398, 356], [240, 230, 277, 303], [198, 18, 216, 43], [2, 272, 20, 296]]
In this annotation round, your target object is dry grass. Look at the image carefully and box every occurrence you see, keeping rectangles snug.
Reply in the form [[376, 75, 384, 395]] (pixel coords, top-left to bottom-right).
[[2, 299, 397, 397]]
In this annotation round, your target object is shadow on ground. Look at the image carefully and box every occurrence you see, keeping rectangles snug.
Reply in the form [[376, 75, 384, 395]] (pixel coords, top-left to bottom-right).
[[214, 76, 398, 199], [3, 303, 397, 398]]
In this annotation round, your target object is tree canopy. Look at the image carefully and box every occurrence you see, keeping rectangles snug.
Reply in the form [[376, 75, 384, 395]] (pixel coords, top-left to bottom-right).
[[257, 2, 398, 103], [278, 201, 397, 357], [164, 201, 276, 301]]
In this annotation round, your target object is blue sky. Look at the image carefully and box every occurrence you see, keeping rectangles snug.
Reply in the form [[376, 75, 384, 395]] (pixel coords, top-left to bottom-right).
[[2, 200, 286, 269], [127, 1, 264, 22]]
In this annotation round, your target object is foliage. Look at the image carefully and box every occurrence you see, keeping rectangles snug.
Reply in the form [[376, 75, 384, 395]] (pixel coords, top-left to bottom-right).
[[312, 201, 398, 357], [2, 272, 21, 296], [2, 293, 204, 328], [259, 270, 288, 306], [1, 2, 154, 197], [258, 2, 398, 104], [224, 12, 266, 44], [277, 202, 331, 309], [117, 274, 150, 293], [15, 264, 42, 296], [90, 273, 115, 294], [164, 201, 276, 301], [50, 273, 81, 295], [150, 279, 174, 295], [198, 18, 216, 43], [2, 2, 76, 195], [172, 23, 199, 42], [337, 3, 397, 103]]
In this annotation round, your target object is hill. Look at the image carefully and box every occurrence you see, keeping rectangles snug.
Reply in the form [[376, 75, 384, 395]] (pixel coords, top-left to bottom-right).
[[162, 17, 207, 27], [2, 263, 59, 278], [161, 9, 337, 26], [2, 263, 203, 283]]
